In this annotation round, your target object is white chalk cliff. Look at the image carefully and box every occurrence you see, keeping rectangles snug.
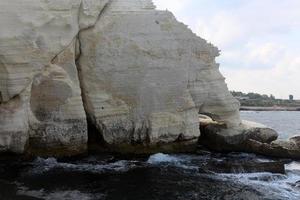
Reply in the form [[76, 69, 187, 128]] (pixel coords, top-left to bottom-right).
[[0, 0, 241, 156]]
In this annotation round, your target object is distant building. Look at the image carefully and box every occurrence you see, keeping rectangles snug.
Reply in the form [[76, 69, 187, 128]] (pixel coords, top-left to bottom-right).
[[289, 95, 294, 101]]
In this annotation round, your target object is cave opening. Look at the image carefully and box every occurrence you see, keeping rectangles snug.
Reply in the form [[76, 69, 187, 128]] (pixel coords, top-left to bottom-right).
[[199, 113, 214, 133]]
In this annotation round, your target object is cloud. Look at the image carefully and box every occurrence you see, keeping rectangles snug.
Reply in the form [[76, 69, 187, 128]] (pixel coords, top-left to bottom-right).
[[152, 0, 300, 98], [221, 39, 300, 98], [245, 43, 284, 65], [195, 12, 243, 48], [222, 50, 300, 99], [152, 0, 191, 13]]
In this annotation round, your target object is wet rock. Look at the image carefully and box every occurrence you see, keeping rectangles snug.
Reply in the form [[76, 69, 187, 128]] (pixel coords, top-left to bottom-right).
[[241, 121, 278, 143], [204, 159, 286, 174], [195, 149, 212, 156], [199, 119, 278, 152], [295, 180, 300, 188], [246, 136, 300, 159], [200, 116, 300, 159], [196, 151, 288, 174]]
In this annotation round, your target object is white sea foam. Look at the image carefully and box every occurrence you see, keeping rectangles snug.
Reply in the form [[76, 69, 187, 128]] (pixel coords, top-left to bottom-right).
[[147, 153, 300, 199], [31, 157, 138, 174], [147, 153, 199, 171], [147, 153, 184, 164], [17, 186, 105, 200], [286, 161, 300, 171], [148, 155, 300, 199], [24, 154, 300, 200], [219, 172, 300, 200]]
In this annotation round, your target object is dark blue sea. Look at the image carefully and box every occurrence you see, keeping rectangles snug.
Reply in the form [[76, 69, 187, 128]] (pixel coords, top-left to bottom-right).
[[1, 111, 300, 200]]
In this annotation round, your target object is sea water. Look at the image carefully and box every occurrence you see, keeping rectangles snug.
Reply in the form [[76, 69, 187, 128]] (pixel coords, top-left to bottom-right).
[[1, 111, 300, 200]]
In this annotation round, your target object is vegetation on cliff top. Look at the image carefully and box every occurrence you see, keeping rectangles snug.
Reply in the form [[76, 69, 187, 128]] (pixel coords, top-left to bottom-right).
[[231, 91, 300, 107]]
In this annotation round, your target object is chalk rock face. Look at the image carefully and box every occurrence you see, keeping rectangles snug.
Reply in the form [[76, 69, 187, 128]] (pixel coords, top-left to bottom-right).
[[0, 0, 92, 155], [78, 0, 240, 151], [0, 94, 29, 153], [0, 0, 241, 155], [28, 41, 87, 156]]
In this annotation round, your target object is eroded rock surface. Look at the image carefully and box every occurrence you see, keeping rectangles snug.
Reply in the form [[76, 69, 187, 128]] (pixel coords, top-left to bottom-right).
[[200, 119, 279, 152], [247, 136, 300, 159], [77, 0, 240, 152], [0, 0, 241, 156], [200, 117, 300, 159], [0, 0, 92, 156]]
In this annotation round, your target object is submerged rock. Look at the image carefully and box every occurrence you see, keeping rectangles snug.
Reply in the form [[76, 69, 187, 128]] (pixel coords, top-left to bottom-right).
[[0, 0, 240, 156], [204, 159, 286, 174]]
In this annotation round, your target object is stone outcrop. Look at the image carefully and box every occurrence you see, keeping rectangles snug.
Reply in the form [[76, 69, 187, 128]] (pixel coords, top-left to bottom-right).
[[200, 117, 300, 159], [0, 0, 241, 156], [77, 0, 241, 152], [245, 136, 300, 159], [200, 119, 279, 152]]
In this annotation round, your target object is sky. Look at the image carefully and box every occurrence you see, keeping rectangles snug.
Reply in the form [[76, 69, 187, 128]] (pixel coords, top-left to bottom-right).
[[153, 0, 300, 99]]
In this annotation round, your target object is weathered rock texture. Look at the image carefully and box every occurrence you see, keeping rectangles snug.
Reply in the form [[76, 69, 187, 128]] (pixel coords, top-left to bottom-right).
[[0, 0, 241, 156], [0, 0, 89, 155], [200, 119, 279, 152], [200, 118, 300, 159], [77, 0, 241, 152]]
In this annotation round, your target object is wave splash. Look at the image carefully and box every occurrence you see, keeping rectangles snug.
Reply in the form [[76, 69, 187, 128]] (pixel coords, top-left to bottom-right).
[[30, 157, 140, 175]]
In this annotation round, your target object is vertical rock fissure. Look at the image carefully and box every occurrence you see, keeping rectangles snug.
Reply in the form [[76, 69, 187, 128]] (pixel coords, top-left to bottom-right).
[[75, 35, 92, 141], [74, 0, 112, 148]]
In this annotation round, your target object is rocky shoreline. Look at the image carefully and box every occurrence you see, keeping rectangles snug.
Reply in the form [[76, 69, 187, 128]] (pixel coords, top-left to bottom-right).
[[1, 1, 300, 199], [1, 0, 299, 164], [199, 116, 300, 160]]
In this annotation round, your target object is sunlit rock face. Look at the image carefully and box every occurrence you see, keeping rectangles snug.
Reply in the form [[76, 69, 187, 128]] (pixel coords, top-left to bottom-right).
[[77, 0, 241, 151], [0, 0, 241, 156], [0, 0, 90, 156]]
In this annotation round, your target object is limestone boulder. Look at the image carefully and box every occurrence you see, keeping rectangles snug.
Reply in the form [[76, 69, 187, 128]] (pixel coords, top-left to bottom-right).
[[200, 117, 300, 159], [200, 119, 278, 152], [239, 138, 300, 159], [265, 136, 300, 159]]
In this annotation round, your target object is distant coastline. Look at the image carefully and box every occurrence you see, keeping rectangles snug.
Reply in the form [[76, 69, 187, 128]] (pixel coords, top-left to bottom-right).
[[240, 106, 300, 111], [231, 91, 300, 111]]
